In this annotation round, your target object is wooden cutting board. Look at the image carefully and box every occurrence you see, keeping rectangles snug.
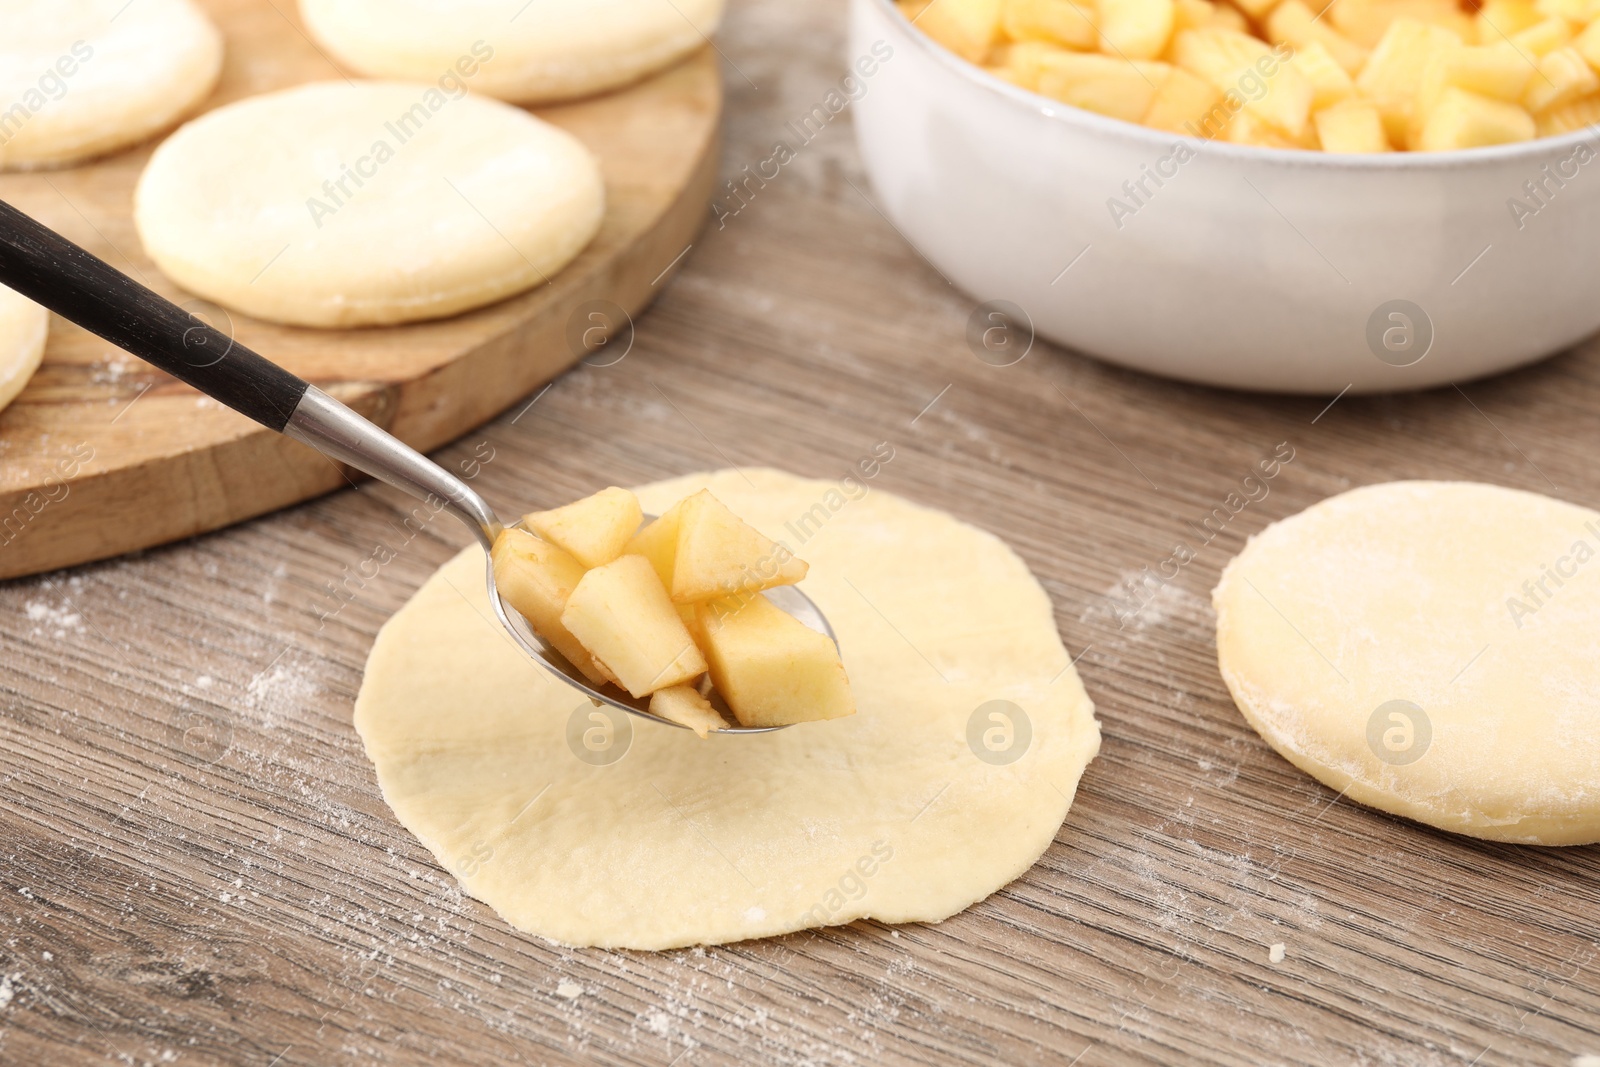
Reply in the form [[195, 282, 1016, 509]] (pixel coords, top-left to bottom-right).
[[0, 0, 719, 581]]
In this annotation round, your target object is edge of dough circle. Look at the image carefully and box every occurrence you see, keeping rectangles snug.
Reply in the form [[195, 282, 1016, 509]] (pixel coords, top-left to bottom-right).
[[354, 469, 1102, 950], [133, 81, 606, 329], [298, 0, 729, 104], [1215, 480, 1600, 847], [0, 285, 50, 414]]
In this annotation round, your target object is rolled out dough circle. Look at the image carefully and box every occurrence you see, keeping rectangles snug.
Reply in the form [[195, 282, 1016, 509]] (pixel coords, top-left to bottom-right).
[[0, 0, 222, 171], [298, 0, 727, 104], [0, 285, 49, 414], [133, 81, 604, 328], [355, 469, 1101, 949], [1214, 481, 1600, 845]]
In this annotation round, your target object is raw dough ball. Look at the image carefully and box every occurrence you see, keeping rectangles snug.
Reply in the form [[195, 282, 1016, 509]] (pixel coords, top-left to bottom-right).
[[355, 469, 1101, 949], [133, 81, 604, 328], [0, 0, 222, 171], [299, 0, 726, 104], [0, 284, 49, 414], [1214, 481, 1600, 846]]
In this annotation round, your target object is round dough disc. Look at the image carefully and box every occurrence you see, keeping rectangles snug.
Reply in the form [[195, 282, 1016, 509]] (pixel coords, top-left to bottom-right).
[[134, 81, 604, 328], [0, 284, 49, 414], [1215, 481, 1600, 846], [299, 0, 726, 104], [0, 0, 221, 171], [355, 469, 1101, 949]]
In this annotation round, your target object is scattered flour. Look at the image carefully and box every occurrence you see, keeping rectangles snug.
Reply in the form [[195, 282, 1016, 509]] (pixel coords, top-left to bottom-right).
[[24, 600, 85, 639], [0, 973, 16, 1010], [1268, 943, 1287, 964], [90, 357, 134, 385], [246, 653, 319, 730], [555, 979, 583, 1000]]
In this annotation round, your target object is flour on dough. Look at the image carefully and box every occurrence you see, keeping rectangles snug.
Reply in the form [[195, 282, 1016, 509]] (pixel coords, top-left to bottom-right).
[[1215, 481, 1600, 845], [0, 284, 49, 414], [0, 0, 221, 171], [355, 469, 1101, 949], [299, 0, 726, 104], [134, 81, 604, 328]]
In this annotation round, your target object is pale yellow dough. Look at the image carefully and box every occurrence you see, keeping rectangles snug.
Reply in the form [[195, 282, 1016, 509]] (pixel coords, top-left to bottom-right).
[[355, 469, 1100, 949], [133, 81, 604, 328], [1215, 481, 1600, 846], [0, 0, 222, 171], [299, 0, 726, 104], [0, 284, 49, 414]]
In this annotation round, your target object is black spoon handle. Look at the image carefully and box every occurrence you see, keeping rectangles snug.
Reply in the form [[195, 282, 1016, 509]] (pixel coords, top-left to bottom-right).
[[0, 198, 309, 431], [0, 198, 502, 547]]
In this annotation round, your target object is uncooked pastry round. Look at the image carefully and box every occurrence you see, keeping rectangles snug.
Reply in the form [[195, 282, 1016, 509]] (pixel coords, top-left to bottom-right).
[[0, 285, 49, 414], [299, 0, 726, 104], [1215, 481, 1600, 846], [355, 469, 1101, 949], [0, 0, 222, 171], [133, 81, 604, 328]]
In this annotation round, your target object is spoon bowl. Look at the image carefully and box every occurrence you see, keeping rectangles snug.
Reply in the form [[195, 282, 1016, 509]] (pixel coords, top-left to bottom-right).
[[485, 518, 837, 734]]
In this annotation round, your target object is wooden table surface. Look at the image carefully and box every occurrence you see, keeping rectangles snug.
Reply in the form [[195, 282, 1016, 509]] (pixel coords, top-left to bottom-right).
[[3, 2, 1598, 1065]]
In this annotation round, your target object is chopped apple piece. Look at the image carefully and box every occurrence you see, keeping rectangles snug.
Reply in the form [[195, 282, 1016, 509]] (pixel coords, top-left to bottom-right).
[[1003, 0, 1099, 50], [1476, 0, 1541, 40], [1268, 0, 1370, 74], [523, 487, 642, 569], [1575, 19, 1600, 72], [1442, 43, 1536, 102], [1098, 0, 1177, 59], [1171, 0, 1248, 34], [669, 490, 808, 604], [1294, 40, 1359, 110], [1534, 0, 1600, 21], [622, 499, 685, 588], [1356, 18, 1464, 144], [1037, 53, 1170, 121], [561, 555, 707, 698], [1220, 108, 1319, 146], [1522, 46, 1599, 114], [1004, 39, 1112, 88], [1174, 29, 1314, 136], [691, 596, 856, 728], [1410, 41, 1535, 145], [649, 686, 729, 739], [1509, 17, 1572, 58], [1315, 99, 1393, 150], [1537, 91, 1600, 135], [1330, 0, 1472, 49], [1143, 66, 1224, 130], [491, 529, 616, 687], [917, 0, 1006, 62], [1416, 86, 1536, 149]]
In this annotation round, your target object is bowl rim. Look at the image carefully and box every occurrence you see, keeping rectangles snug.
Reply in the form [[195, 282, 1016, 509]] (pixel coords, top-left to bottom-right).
[[866, 0, 1600, 170]]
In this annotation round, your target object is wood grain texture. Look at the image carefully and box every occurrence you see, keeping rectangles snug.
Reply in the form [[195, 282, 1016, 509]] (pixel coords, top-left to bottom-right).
[[2, 1, 1598, 1065], [0, 0, 720, 580]]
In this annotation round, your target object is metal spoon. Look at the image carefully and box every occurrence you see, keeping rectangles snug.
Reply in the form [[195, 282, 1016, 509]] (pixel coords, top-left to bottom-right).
[[0, 200, 831, 733]]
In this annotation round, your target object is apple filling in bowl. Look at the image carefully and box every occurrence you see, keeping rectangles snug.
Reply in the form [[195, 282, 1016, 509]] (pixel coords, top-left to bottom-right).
[[899, 0, 1600, 151], [491, 487, 855, 736]]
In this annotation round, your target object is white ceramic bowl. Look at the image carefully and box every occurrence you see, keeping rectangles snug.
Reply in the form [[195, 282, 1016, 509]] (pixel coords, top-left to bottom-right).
[[850, 0, 1600, 394]]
